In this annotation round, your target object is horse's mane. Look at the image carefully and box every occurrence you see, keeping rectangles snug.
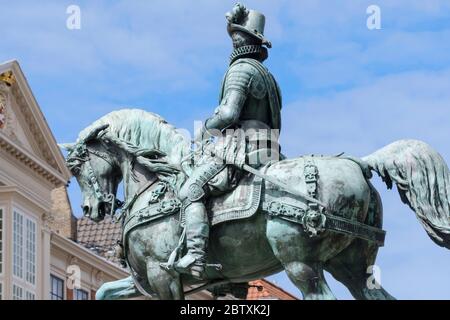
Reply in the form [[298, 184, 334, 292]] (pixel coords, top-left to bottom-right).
[[78, 109, 191, 184]]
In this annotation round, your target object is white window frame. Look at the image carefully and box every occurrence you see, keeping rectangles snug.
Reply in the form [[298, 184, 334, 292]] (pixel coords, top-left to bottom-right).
[[11, 208, 37, 299]]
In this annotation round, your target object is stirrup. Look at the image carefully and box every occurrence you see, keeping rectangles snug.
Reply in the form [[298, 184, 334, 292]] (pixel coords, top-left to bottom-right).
[[177, 262, 222, 279], [171, 257, 206, 279], [205, 263, 222, 271]]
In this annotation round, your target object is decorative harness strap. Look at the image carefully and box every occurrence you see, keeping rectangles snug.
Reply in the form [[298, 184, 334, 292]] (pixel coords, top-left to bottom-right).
[[113, 179, 158, 222], [122, 182, 181, 244], [263, 201, 386, 246]]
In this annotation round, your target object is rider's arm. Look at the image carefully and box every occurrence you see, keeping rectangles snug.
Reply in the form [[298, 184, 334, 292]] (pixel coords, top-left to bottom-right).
[[205, 90, 246, 131], [197, 63, 255, 141]]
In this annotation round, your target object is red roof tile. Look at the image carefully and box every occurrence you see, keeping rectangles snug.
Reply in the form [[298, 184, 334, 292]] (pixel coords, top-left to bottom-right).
[[76, 216, 122, 265], [247, 279, 298, 300]]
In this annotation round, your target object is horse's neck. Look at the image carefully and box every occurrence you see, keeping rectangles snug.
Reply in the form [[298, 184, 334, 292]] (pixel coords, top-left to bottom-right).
[[120, 160, 158, 201]]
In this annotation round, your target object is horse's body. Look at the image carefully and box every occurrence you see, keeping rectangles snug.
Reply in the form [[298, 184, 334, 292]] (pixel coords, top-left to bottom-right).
[[63, 109, 450, 300]]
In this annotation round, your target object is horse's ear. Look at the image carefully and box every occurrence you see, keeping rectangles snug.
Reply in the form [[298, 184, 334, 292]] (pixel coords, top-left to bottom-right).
[[58, 143, 76, 152], [83, 124, 110, 142]]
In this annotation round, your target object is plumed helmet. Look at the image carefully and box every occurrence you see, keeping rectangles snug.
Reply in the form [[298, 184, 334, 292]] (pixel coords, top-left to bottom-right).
[[226, 3, 272, 48]]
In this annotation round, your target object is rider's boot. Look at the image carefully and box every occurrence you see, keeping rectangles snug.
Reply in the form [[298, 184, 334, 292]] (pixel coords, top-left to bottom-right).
[[176, 202, 209, 279]]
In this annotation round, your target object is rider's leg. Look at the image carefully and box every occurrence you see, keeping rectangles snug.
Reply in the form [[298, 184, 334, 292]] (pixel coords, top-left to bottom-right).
[[176, 161, 226, 278], [176, 201, 209, 278]]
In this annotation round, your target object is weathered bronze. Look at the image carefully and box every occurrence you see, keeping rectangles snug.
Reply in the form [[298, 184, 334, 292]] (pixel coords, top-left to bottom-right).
[[61, 4, 450, 300]]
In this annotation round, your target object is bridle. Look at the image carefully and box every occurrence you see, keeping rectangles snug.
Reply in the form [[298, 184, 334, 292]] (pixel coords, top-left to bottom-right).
[[72, 142, 123, 216]]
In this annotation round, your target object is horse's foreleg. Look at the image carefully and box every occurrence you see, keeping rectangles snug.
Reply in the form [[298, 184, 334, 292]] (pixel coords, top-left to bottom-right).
[[284, 261, 336, 300], [146, 258, 184, 300], [95, 276, 144, 300]]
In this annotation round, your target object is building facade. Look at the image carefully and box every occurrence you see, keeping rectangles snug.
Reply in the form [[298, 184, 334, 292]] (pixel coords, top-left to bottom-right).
[[0, 60, 70, 299]]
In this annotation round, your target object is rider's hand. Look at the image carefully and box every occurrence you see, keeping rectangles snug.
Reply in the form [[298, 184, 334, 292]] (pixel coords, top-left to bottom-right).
[[194, 125, 213, 144]]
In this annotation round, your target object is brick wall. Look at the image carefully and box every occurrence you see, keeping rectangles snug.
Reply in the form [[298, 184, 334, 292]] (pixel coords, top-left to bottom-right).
[[49, 186, 77, 239]]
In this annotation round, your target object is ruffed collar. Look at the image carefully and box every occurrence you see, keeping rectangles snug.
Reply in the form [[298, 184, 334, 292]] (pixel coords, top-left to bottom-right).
[[229, 45, 267, 64]]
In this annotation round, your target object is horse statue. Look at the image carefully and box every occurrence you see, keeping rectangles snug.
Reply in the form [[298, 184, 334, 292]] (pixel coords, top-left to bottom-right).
[[60, 109, 450, 300]]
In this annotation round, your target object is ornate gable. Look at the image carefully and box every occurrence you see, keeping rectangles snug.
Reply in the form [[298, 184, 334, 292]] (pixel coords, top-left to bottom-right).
[[0, 60, 71, 186], [0, 80, 33, 150]]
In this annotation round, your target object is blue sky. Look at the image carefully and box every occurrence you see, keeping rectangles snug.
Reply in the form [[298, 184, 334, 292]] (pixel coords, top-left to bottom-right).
[[2, 0, 450, 299]]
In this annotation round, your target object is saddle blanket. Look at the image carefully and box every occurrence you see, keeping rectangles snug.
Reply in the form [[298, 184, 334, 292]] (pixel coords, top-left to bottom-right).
[[207, 173, 262, 226]]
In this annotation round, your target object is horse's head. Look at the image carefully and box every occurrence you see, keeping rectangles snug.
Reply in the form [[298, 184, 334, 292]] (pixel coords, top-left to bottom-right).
[[61, 109, 191, 222], [61, 124, 123, 222]]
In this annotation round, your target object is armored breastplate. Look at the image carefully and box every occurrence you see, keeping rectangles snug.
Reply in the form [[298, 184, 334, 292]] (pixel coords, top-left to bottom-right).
[[239, 95, 272, 126], [220, 58, 282, 131]]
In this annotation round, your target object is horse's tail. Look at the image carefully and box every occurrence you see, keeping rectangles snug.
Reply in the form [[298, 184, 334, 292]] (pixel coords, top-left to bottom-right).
[[362, 139, 450, 249]]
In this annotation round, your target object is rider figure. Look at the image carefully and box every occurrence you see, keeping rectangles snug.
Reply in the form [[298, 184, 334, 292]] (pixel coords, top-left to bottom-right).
[[176, 3, 283, 279]]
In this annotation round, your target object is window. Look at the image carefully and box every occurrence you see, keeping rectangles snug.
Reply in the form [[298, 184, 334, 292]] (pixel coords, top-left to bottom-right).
[[13, 284, 23, 300], [50, 275, 64, 300], [74, 288, 89, 300], [25, 219, 36, 284], [13, 211, 23, 278], [12, 210, 37, 299], [25, 291, 35, 300]]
